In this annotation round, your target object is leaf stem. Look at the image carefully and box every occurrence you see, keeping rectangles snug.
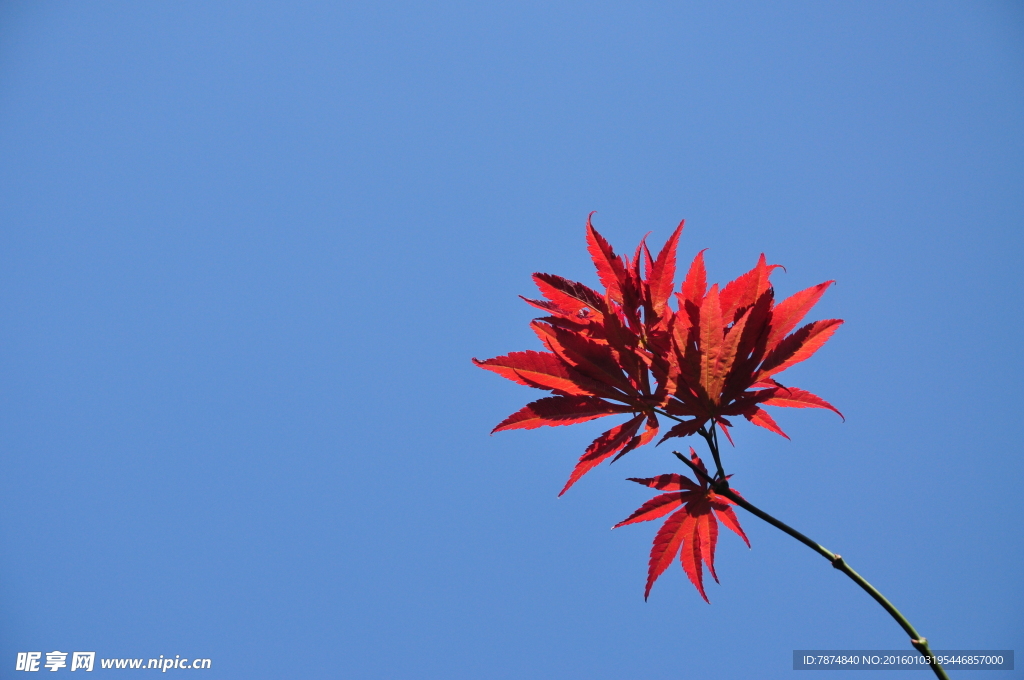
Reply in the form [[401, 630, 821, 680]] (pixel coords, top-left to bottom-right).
[[647, 405, 721, 480], [650, 408, 727, 479], [681, 436, 949, 680], [704, 424, 726, 480]]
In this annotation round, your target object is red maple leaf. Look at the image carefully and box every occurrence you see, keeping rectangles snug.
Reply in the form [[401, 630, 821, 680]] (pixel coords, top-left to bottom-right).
[[474, 215, 842, 493], [663, 250, 844, 443], [475, 214, 683, 494], [614, 449, 750, 602]]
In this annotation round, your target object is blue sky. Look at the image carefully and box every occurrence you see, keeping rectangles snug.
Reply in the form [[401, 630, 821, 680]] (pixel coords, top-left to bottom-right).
[[1, 2, 1021, 678]]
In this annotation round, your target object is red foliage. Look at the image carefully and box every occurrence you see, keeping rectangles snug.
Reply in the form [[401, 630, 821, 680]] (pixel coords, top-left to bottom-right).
[[474, 215, 843, 495], [614, 450, 750, 602]]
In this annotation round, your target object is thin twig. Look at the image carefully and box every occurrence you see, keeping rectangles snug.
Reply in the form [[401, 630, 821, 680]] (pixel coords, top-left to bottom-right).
[[691, 437, 950, 680]]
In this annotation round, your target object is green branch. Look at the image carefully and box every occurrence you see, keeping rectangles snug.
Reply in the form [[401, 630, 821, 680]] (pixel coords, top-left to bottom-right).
[[677, 441, 950, 680]]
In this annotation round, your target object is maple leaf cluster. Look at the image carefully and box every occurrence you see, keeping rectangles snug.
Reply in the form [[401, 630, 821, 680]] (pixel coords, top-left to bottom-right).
[[474, 215, 843, 599], [614, 449, 749, 602], [475, 215, 842, 492]]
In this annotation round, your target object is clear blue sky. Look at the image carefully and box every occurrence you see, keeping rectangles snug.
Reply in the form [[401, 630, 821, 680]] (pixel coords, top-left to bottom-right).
[[1, 2, 1021, 678]]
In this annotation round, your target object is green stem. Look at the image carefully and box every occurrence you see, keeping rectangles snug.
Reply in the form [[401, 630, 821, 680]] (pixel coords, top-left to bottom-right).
[[677, 440, 950, 680]]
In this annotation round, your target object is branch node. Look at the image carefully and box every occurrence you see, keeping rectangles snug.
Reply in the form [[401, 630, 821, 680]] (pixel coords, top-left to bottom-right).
[[830, 555, 845, 569]]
